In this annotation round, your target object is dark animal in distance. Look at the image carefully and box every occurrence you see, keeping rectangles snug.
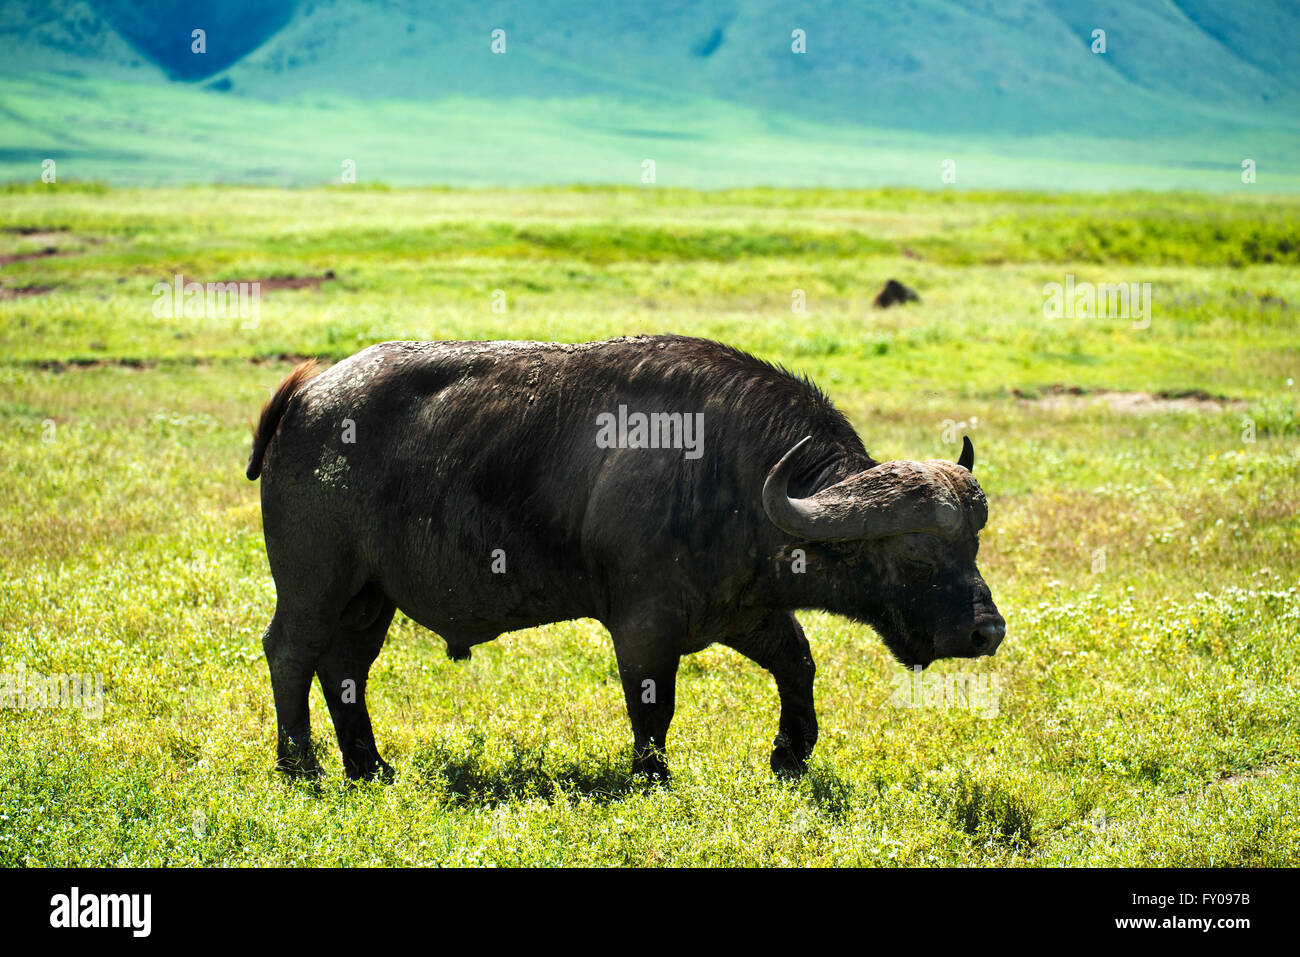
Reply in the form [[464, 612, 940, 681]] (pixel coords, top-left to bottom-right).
[[873, 278, 921, 308], [246, 335, 1004, 781]]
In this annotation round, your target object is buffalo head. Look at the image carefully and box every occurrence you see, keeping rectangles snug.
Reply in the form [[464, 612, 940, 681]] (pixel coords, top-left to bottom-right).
[[764, 435, 1005, 668]]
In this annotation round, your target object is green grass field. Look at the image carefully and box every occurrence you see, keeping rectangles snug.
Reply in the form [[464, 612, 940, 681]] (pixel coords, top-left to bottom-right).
[[0, 183, 1297, 865]]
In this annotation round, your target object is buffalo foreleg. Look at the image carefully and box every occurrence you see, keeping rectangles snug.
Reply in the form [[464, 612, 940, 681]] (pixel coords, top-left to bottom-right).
[[610, 618, 681, 782], [724, 611, 818, 776]]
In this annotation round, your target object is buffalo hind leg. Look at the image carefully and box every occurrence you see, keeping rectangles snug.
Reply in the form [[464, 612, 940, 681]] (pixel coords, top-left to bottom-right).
[[610, 617, 681, 783], [263, 611, 331, 777], [316, 587, 396, 781], [724, 611, 818, 777]]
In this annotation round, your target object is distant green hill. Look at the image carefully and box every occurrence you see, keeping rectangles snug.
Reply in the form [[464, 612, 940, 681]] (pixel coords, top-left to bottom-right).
[[2, 0, 1298, 188]]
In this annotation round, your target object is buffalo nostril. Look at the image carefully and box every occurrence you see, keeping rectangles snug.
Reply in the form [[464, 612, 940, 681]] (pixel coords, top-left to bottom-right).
[[972, 622, 1005, 653]]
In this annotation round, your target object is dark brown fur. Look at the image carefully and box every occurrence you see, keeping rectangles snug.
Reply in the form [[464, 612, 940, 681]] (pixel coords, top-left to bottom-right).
[[873, 278, 920, 308], [245, 336, 1002, 782]]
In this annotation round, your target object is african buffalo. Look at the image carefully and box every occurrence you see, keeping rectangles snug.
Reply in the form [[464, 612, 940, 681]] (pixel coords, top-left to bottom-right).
[[873, 278, 921, 308], [246, 335, 1004, 781]]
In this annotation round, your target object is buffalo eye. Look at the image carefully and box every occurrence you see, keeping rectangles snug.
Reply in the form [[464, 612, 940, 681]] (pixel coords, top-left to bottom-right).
[[901, 557, 937, 581]]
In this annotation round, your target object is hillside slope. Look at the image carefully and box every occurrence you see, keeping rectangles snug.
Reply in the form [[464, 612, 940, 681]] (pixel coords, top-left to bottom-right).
[[1, 0, 1297, 187]]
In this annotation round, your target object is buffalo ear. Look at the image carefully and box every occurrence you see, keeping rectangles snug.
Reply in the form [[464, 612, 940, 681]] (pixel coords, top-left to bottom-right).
[[957, 435, 975, 473]]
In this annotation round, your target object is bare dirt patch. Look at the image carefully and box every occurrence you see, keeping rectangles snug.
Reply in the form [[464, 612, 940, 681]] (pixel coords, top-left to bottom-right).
[[1219, 767, 1277, 786], [0, 246, 73, 266], [1014, 384, 1243, 414], [0, 284, 55, 300], [2, 228, 70, 245], [33, 357, 158, 373], [214, 271, 336, 291], [25, 353, 321, 373], [0, 231, 103, 265]]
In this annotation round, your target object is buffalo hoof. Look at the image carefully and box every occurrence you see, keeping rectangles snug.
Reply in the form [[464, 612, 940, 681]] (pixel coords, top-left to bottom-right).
[[275, 757, 324, 779], [346, 758, 395, 784], [632, 753, 671, 785], [770, 735, 810, 778]]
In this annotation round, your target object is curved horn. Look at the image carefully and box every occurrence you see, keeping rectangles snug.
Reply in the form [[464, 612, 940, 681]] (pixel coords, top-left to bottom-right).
[[763, 437, 881, 541], [763, 437, 824, 539], [765, 441, 967, 542], [957, 435, 974, 473]]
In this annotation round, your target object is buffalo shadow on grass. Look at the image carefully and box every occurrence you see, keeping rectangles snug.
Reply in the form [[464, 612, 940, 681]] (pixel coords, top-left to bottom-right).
[[804, 766, 856, 821], [410, 735, 640, 807], [943, 773, 1036, 847]]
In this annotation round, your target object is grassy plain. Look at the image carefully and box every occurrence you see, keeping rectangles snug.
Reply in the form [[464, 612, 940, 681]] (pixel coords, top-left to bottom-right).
[[0, 184, 1297, 865]]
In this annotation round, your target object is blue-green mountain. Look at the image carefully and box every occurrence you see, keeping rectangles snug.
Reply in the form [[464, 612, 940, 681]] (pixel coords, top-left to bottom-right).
[[3, 1, 1298, 188]]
